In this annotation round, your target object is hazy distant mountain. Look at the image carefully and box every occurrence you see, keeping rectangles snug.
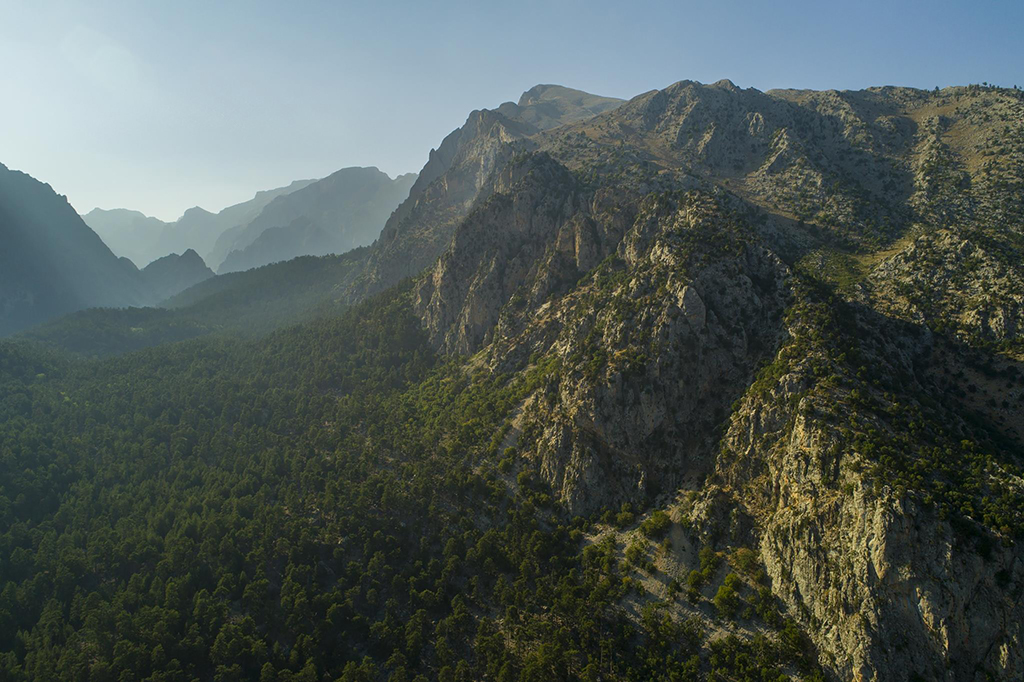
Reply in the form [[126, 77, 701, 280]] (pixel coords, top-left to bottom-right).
[[80, 208, 169, 267], [82, 179, 317, 267], [163, 179, 319, 262], [216, 167, 416, 274], [0, 163, 151, 335], [172, 179, 318, 266], [140, 249, 214, 302]]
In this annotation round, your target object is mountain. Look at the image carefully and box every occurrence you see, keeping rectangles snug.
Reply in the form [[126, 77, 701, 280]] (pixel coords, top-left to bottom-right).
[[80, 208, 169, 267], [82, 179, 317, 267], [401, 81, 1024, 679], [0, 162, 152, 335], [4, 82, 1023, 681], [139, 248, 214, 302], [363, 81, 1024, 677], [495, 83, 625, 130], [215, 168, 417, 274], [17, 251, 368, 357]]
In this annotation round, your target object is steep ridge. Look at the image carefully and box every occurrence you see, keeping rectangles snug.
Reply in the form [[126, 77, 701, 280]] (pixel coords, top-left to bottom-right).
[[356, 110, 535, 295], [355, 85, 626, 298], [533, 79, 919, 252], [0, 163, 151, 335]]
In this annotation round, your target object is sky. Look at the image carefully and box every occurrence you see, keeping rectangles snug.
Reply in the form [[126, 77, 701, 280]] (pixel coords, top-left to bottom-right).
[[1, 0, 1021, 221]]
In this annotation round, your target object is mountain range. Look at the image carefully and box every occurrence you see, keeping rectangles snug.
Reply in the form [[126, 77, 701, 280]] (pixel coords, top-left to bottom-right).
[[82, 178, 317, 267], [84, 168, 417, 275], [2, 80, 1023, 680]]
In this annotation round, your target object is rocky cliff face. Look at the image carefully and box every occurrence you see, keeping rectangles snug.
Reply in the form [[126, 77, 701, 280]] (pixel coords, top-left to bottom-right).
[[699, 290, 1024, 681], [866, 228, 1024, 346], [415, 162, 790, 514], [524, 197, 789, 517], [382, 82, 1024, 680], [359, 110, 534, 296], [414, 154, 587, 355]]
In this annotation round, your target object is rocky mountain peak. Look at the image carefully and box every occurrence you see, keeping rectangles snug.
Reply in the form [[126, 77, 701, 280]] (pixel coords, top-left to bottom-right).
[[709, 77, 740, 91], [179, 206, 215, 221], [178, 247, 204, 263]]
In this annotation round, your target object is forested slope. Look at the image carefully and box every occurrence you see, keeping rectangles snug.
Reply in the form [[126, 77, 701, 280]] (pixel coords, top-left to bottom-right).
[[0, 287, 822, 681]]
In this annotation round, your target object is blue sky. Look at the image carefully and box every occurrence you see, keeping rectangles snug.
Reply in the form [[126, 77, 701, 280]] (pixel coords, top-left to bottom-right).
[[1, 0, 1021, 221]]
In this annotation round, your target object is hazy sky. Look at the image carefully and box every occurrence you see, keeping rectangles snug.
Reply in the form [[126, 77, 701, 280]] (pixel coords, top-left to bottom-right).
[[2, 0, 1021, 221]]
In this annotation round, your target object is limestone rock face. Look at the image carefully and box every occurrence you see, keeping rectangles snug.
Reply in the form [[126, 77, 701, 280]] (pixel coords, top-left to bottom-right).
[[707, 343, 1024, 681], [415, 154, 584, 355], [418, 179, 791, 515], [364, 82, 1024, 681]]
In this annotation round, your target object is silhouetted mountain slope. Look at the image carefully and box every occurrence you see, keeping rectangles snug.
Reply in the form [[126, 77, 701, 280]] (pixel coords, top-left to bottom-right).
[[1, 164, 247, 336], [20, 249, 370, 356], [0, 163, 151, 335]]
